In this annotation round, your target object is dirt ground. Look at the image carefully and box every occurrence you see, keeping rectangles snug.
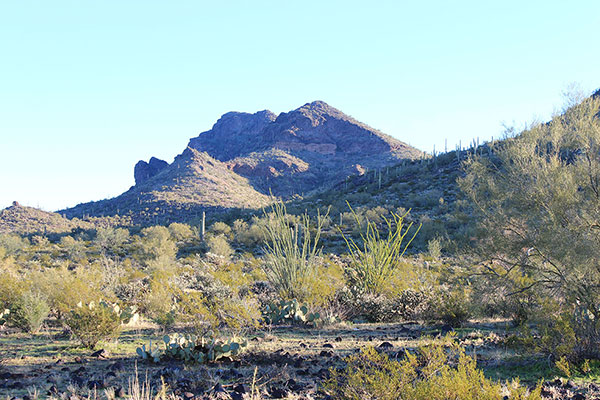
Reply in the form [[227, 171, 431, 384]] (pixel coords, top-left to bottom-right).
[[1, 320, 599, 399]]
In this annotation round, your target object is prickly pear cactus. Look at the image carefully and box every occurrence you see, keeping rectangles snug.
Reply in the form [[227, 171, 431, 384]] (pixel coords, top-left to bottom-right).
[[136, 332, 247, 364], [263, 299, 321, 326]]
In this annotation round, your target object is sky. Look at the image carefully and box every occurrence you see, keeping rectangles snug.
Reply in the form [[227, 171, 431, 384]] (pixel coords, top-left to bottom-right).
[[1, 1, 599, 211]]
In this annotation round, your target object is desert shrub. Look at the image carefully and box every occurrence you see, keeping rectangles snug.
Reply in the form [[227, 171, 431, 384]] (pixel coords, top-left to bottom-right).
[[8, 291, 50, 333], [59, 235, 86, 260], [206, 234, 234, 261], [461, 94, 600, 358], [167, 222, 195, 242], [422, 286, 472, 327], [338, 287, 429, 323], [0, 270, 26, 312], [138, 226, 177, 265], [427, 237, 442, 259], [29, 266, 105, 318], [340, 204, 420, 295], [114, 277, 150, 310], [235, 216, 267, 247], [261, 201, 327, 302], [0, 308, 9, 327], [143, 279, 178, 330], [95, 227, 130, 254], [324, 341, 542, 400], [209, 221, 232, 239], [302, 256, 345, 307], [65, 301, 124, 349], [0, 233, 29, 255]]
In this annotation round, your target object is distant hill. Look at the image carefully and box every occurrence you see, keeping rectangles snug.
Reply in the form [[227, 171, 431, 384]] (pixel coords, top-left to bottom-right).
[[57, 101, 424, 225], [0, 201, 133, 235], [0, 202, 92, 235]]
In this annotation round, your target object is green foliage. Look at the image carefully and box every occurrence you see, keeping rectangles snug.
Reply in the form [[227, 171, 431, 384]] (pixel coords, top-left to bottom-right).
[[0, 308, 9, 326], [167, 222, 194, 242], [7, 291, 50, 333], [206, 234, 234, 261], [138, 226, 177, 264], [339, 287, 430, 323], [340, 203, 420, 295], [261, 200, 328, 302], [263, 298, 320, 325], [65, 300, 135, 349], [423, 287, 472, 327], [136, 332, 247, 364], [324, 341, 542, 400], [461, 94, 600, 357], [209, 221, 232, 239], [95, 227, 130, 253]]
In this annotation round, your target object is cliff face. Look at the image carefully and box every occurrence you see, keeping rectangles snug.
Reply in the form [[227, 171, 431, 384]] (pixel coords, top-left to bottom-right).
[[58, 101, 424, 225]]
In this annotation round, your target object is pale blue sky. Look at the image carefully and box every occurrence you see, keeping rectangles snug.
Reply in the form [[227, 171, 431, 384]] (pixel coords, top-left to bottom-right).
[[1, 1, 599, 211]]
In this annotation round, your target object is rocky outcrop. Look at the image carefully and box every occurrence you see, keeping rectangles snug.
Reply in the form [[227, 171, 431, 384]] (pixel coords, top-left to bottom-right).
[[188, 110, 278, 160], [134, 157, 169, 185]]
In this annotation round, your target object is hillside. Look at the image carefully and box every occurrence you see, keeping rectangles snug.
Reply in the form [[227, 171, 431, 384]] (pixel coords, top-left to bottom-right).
[[0, 202, 93, 235], [56, 101, 424, 225]]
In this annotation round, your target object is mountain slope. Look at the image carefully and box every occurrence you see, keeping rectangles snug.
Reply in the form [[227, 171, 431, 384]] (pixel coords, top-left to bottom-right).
[[56, 100, 425, 224], [0, 202, 94, 234], [63, 148, 271, 224]]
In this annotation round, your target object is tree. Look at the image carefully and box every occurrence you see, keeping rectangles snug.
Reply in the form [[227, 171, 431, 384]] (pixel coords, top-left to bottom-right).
[[460, 92, 600, 357]]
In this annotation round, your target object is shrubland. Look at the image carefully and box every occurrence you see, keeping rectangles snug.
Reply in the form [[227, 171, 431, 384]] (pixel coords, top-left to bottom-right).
[[2, 90, 600, 398]]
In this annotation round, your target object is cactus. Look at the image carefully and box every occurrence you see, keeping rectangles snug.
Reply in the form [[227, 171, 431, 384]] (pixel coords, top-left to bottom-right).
[[136, 341, 161, 363], [263, 299, 321, 326], [136, 332, 247, 364]]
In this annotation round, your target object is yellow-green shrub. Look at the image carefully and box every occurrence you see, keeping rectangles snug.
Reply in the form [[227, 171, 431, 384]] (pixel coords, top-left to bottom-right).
[[324, 341, 541, 400], [65, 301, 123, 349]]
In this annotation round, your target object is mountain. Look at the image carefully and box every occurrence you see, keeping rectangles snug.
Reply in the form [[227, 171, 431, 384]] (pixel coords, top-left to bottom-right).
[[188, 101, 423, 196], [17, 101, 424, 227]]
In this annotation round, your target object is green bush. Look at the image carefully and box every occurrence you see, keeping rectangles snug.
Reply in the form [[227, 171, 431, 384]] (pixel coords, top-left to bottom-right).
[[421, 287, 472, 328], [65, 301, 125, 349], [340, 204, 420, 295], [9, 291, 50, 333], [206, 234, 234, 261], [324, 341, 542, 400], [261, 201, 327, 301], [338, 287, 429, 323]]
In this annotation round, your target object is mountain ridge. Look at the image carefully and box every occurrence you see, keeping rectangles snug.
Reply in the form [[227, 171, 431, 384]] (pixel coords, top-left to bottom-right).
[[4, 101, 425, 229]]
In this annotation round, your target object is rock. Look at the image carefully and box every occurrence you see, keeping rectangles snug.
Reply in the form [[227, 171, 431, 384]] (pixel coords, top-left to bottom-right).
[[440, 324, 453, 335], [114, 386, 126, 398], [230, 393, 244, 400], [90, 348, 108, 359], [572, 394, 586, 400], [134, 157, 169, 185], [323, 343, 334, 348], [110, 361, 125, 372], [379, 342, 394, 349], [233, 384, 248, 394], [334, 336, 343, 342], [269, 387, 288, 398]]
